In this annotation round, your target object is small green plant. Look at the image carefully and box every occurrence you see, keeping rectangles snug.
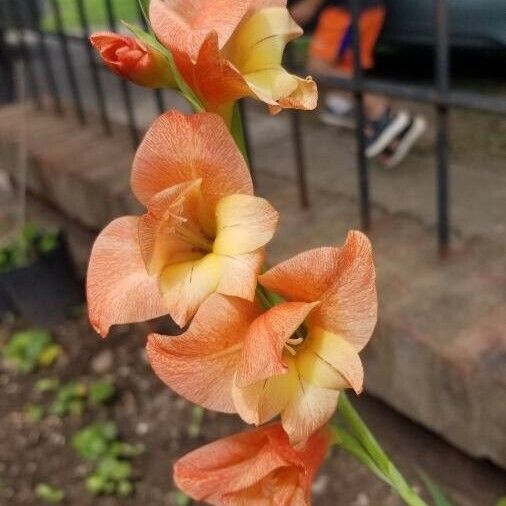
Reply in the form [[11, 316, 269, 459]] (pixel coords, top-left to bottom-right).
[[0, 224, 59, 273], [2, 329, 61, 374], [24, 403, 44, 422], [50, 381, 88, 417], [72, 422, 143, 497], [88, 380, 116, 406], [35, 377, 60, 393], [34, 483, 65, 504]]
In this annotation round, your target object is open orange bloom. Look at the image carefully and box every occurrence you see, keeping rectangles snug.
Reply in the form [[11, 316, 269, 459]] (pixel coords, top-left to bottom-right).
[[87, 111, 278, 335], [90, 32, 174, 88], [149, 0, 317, 115], [174, 423, 330, 505], [147, 231, 376, 446]]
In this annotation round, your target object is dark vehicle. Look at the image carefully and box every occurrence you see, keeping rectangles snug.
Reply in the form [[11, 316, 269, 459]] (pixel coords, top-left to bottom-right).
[[382, 0, 506, 49]]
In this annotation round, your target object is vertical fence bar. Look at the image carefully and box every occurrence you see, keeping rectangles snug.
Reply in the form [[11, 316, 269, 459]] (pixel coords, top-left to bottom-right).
[[435, 0, 450, 256], [238, 99, 256, 184], [0, 26, 15, 103], [31, 0, 63, 115], [290, 110, 309, 208], [75, 0, 112, 134], [286, 45, 309, 208], [50, 0, 86, 124], [350, 0, 370, 231], [136, 0, 165, 114], [8, 0, 42, 108], [104, 0, 139, 146]]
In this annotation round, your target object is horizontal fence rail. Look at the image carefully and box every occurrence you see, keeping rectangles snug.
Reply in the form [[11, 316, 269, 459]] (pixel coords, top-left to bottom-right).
[[0, 0, 505, 256], [289, 0, 506, 256]]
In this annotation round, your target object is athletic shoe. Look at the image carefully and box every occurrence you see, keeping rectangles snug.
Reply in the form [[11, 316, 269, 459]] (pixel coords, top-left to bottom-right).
[[365, 110, 410, 159], [319, 94, 355, 129], [380, 115, 427, 169]]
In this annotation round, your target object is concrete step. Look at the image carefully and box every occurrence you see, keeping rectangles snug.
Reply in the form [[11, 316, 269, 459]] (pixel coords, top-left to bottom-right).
[[0, 103, 504, 468]]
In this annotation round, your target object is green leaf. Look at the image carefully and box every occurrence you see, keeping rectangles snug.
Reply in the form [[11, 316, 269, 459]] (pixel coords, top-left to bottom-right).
[[171, 490, 191, 506], [50, 381, 87, 417], [188, 406, 204, 439], [3, 329, 54, 374], [332, 425, 389, 485], [89, 380, 116, 405], [35, 377, 60, 393], [24, 403, 44, 422], [35, 483, 65, 503], [419, 472, 455, 506], [38, 344, 61, 368], [496, 499, 506, 506], [72, 422, 118, 461]]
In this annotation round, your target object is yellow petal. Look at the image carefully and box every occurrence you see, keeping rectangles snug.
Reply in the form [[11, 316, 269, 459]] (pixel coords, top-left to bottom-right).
[[232, 359, 297, 426], [213, 194, 278, 256], [245, 67, 299, 104], [228, 7, 302, 72], [281, 377, 339, 448], [160, 253, 222, 327], [301, 326, 364, 394]]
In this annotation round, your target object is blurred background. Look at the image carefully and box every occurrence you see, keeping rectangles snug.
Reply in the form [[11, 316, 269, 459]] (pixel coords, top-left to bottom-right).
[[0, 0, 505, 504]]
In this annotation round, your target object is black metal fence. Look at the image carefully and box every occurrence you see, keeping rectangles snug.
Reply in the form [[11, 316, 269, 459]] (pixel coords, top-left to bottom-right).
[[1, 0, 505, 255]]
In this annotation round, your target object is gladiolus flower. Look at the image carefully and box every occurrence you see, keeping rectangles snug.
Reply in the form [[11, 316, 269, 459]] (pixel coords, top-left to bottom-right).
[[147, 231, 376, 446], [174, 423, 330, 505], [87, 110, 278, 335], [90, 32, 174, 88], [149, 0, 317, 115]]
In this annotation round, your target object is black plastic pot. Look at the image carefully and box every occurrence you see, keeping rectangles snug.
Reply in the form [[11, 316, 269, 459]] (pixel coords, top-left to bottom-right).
[[0, 233, 84, 326]]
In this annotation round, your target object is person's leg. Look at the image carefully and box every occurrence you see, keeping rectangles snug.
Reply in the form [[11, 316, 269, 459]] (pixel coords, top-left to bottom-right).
[[306, 7, 357, 127]]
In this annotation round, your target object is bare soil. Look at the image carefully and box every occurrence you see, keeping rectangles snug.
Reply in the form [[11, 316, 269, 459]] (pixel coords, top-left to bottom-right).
[[0, 313, 504, 506]]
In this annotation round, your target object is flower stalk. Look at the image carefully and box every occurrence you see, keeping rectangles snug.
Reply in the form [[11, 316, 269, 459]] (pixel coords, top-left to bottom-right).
[[334, 393, 430, 506]]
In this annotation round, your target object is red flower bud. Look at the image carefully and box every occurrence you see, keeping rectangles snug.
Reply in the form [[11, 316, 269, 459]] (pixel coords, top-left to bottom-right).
[[90, 32, 173, 88]]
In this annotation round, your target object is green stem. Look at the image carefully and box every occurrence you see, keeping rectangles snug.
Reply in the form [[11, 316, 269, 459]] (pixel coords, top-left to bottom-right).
[[230, 102, 249, 163], [335, 393, 430, 506]]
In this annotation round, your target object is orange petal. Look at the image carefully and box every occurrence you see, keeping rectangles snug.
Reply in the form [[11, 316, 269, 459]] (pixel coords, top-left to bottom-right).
[[250, 0, 287, 9], [235, 302, 318, 387], [297, 327, 364, 394], [216, 250, 264, 302], [149, 0, 249, 59], [232, 361, 296, 425], [259, 246, 343, 302], [86, 216, 167, 337], [176, 32, 251, 109], [270, 75, 318, 114], [173, 424, 291, 503], [131, 111, 252, 208], [138, 180, 204, 275], [213, 194, 279, 256], [160, 253, 222, 327], [147, 294, 259, 412], [174, 423, 330, 505], [313, 231, 377, 351], [281, 377, 339, 448]]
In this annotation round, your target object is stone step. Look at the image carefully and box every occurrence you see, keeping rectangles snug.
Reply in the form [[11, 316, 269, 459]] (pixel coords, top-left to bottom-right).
[[0, 103, 504, 469]]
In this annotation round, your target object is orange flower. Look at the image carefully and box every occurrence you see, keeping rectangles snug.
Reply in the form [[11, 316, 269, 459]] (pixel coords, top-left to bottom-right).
[[90, 32, 174, 88], [147, 231, 376, 446], [87, 111, 278, 335], [149, 0, 317, 115], [174, 423, 330, 505]]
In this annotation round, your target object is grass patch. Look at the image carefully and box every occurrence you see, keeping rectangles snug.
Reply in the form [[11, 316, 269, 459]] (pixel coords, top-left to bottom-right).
[[42, 0, 139, 31]]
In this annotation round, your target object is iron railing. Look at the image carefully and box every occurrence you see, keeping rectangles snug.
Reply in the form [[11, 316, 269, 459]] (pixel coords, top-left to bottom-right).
[[289, 0, 506, 256], [1, 0, 505, 255]]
